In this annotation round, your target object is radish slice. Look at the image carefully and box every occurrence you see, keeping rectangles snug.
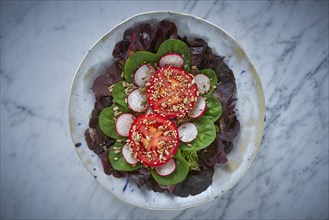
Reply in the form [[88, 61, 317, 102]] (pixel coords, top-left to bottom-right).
[[134, 64, 156, 87], [178, 123, 198, 143], [155, 159, 176, 176], [115, 113, 135, 137], [188, 96, 206, 118], [195, 74, 211, 94], [159, 53, 184, 68], [122, 143, 138, 165], [128, 89, 148, 112]]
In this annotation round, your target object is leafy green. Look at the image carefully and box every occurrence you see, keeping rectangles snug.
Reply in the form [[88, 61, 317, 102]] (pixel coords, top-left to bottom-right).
[[108, 140, 141, 171], [199, 69, 218, 95], [150, 150, 189, 186], [179, 116, 216, 151], [203, 95, 222, 122], [124, 51, 159, 83], [123, 40, 192, 83], [99, 104, 129, 139], [181, 150, 199, 170], [157, 39, 191, 72], [111, 82, 128, 108]]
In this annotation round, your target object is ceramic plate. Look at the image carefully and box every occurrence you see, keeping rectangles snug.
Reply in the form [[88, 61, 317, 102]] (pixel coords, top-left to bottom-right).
[[68, 11, 265, 210]]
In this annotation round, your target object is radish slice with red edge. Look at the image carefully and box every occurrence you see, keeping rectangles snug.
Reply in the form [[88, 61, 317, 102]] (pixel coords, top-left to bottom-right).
[[195, 74, 211, 94], [128, 89, 148, 112], [115, 113, 135, 137], [178, 122, 198, 143], [122, 143, 138, 165], [159, 53, 184, 68], [155, 159, 176, 176], [134, 64, 156, 87], [188, 96, 206, 118]]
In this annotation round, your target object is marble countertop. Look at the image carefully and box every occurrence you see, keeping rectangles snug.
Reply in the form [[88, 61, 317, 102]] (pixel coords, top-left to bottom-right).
[[1, 1, 328, 219]]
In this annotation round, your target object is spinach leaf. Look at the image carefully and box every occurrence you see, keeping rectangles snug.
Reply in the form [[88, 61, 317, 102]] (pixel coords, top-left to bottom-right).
[[157, 39, 191, 72], [181, 150, 199, 170], [111, 82, 128, 108], [179, 116, 216, 151], [150, 150, 189, 186], [124, 51, 159, 83], [99, 104, 129, 139], [204, 95, 222, 122], [199, 69, 218, 95], [108, 140, 141, 171]]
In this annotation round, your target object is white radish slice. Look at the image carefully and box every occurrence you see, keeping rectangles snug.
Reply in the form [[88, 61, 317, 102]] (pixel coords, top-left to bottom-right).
[[122, 143, 138, 165], [189, 96, 206, 118], [159, 53, 184, 68], [115, 113, 135, 137], [128, 89, 148, 112], [178, 122, 198, 143], [134, 64, 156, 87], [155, 159, 176, 176], [195, 74, 211, 94]]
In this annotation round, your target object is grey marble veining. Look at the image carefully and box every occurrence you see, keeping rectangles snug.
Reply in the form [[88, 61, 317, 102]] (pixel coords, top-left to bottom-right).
[[1, 1, 328, 219]]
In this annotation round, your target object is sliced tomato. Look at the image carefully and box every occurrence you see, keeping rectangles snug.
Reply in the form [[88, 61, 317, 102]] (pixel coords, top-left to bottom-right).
[[146, 66, 198, 118], [128, 113, 179, 167]]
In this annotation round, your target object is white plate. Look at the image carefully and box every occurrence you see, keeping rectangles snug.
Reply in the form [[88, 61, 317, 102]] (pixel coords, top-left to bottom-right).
[[68, 11, 265, 210]]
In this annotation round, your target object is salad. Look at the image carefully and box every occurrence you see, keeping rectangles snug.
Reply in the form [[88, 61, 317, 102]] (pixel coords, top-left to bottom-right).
[[85, 20, 240, 197]]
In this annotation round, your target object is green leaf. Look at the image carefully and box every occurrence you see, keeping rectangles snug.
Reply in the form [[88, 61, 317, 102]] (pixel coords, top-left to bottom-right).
[[124, 51, 159, 83], [179, 116, 216, 151], [203, 95, 222, 122], [99, 104, 129, 139], [181, 150, 199, 170], [150, 150, 189, 186], [111, 82, 128, 108], [108, 140, 141, 171], [157, 39, 191, 72], [199, 69, 218, 95]]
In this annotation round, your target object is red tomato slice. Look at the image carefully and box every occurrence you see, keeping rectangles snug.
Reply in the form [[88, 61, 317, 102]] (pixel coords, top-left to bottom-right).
[[128, 113, 179, 167], [146, 66, 198, 118]]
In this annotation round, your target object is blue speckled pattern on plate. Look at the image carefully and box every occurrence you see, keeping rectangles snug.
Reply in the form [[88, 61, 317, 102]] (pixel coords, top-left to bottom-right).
[[68, 11, 265, 210]]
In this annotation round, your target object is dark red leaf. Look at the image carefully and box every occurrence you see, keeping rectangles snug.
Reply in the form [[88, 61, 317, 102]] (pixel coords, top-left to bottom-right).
[[92, 74, 112, 98], [106, 61, 122, 85]]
